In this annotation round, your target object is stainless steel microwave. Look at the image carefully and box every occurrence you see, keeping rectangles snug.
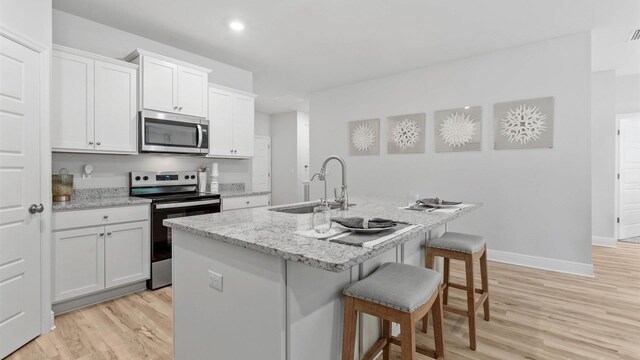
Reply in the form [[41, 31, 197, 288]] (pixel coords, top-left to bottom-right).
[[139, 110, 209, 154]]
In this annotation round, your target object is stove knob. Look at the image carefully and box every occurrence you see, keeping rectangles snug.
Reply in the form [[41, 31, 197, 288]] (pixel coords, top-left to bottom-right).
[[190, 175, 196, 179], [135, 176, 141, 181], [185, 175, 189, 180], [143, 176, 149, 181]]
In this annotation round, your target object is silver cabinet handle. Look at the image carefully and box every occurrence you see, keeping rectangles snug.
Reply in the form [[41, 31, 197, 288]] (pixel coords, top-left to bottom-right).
[[155, 199, 220, 209], [246, 201, 250, 204], [99, 233, 105, 237], [178, 106, 183, 110], [173, 106, 178, 110], [96, 142, 101, 145], [103, 215, 109, 219], [28, 203, 44, 214], [107, 232, 112, 236], [89, 141, 94, 145]]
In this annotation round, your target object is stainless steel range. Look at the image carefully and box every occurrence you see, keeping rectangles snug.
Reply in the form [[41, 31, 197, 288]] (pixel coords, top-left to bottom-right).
[[130, 171, 221, 289]]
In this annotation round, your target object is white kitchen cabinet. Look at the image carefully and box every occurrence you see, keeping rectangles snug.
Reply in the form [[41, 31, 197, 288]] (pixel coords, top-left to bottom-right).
[[51, 50, 95, 151], [222, 194, 270, 211], [53, 226, 105, 302], [208, 85, 256, 158], [94, 61, 137, 153], [52, 205, 150, 304], [104, 221, 150, 289], [127, 49, 210, 118], [52, 46, 138, 154]]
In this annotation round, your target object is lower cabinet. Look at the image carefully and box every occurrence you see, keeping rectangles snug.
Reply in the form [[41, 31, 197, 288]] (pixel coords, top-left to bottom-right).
[[52, 206, 150, 304]]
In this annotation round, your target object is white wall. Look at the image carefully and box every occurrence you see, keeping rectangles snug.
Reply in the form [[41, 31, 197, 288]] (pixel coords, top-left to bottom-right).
[[309, 32, 593, 269], [255, 111, 271, 137], [616, 74, 640, 114], [52, 9, 252, 92], [1, 0, 52, 46], [591, 71, 617, 244]]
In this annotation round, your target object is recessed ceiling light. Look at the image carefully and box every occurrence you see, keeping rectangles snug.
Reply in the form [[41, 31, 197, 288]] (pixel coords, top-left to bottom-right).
[[464, 106, 470, 110], [229, 21, 245, 31]]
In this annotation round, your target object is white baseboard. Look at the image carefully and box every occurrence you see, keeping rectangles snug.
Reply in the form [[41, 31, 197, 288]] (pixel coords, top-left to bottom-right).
[[487, 250, 594, 277], [592, 236, 617, 247]]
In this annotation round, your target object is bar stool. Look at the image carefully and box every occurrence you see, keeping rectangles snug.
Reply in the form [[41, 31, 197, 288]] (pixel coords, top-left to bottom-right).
[[342, 262, 446, 360], [421, 232, 489, 350]]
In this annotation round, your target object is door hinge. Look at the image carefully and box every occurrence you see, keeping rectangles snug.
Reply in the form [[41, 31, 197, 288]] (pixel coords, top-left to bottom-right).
[[618, 173, 620, 180], [617, 217, 620, 224]]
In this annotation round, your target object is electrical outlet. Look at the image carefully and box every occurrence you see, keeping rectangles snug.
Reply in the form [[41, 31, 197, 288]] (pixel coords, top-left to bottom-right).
[[208, 270, 223, 291]]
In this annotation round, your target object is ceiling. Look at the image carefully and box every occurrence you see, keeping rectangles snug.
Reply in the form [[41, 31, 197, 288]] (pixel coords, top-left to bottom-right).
[[52, 0, 639, 114]]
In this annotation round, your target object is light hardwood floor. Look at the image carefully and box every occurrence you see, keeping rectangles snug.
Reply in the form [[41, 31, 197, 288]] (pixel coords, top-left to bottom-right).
[[8, 243, 640, 360]]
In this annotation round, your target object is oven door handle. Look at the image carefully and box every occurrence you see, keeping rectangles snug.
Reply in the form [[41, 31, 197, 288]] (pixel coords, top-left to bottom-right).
[[196, 124, 203, 148], [155, 199, 220, 209]]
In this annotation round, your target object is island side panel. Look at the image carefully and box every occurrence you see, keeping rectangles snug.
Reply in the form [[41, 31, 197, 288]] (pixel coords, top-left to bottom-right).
[[173, 229, 287, 360], [286, 244, 399, 360]]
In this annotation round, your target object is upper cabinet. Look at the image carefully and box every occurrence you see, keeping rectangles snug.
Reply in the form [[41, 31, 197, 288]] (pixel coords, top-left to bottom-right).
[[126, 49, 210, 118], [52, 46, 137, 154], [208, 85, 256, 158]]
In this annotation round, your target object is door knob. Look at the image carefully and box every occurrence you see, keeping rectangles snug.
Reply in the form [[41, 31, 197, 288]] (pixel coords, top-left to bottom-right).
[[28, 203, 44, 214]]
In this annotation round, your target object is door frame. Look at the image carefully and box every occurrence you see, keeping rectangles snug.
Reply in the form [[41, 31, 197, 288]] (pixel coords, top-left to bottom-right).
[[615, 112, 640, 240], [0, 25, 54, 334]]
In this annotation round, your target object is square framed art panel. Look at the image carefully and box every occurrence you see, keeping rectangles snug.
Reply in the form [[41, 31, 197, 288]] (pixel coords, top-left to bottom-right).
[[387, 113, 426, 154], [348, 118, 380, 155], [434, 106, 482, 152], [494, 97, 554, 150]]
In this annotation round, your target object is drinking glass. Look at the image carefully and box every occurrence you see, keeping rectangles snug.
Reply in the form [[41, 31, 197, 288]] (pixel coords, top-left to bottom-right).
[[406, 191, 420, 207], [312, 202, 332, 234]]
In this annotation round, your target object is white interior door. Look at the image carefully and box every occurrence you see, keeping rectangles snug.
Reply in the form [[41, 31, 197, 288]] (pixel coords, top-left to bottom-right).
[[619, 115, 640, 239], [252, 137, 271, 192], [0, 36, 42, 358]]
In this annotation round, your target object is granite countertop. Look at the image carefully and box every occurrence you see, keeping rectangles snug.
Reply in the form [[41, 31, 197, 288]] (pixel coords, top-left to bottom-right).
[[217, 190, 271, 198], [52, 187, 151, 211], [163, 196, 480, 272]]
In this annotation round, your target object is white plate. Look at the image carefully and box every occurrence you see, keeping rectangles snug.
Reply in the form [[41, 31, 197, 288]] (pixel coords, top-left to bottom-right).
[[339, 225, 397, 234]]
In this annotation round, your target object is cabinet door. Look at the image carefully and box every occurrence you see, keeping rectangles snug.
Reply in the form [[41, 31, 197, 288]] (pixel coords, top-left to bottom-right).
[[142, 56, 178, 113], [104, 221, 150, 289], [232, 93, 255, 157], [208, 87, 234, 156], [94, 61, 137, 153], [53, 227, 104, 302], [51, 51, 95, 151], [177, 66, 208, 117]]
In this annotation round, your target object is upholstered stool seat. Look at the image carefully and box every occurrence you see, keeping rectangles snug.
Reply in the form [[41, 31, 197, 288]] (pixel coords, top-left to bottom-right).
[[422, 232, 490, 351], [427, 232, 485, 254], [342, 262, 446, 360], [344, 262, 442, 313]]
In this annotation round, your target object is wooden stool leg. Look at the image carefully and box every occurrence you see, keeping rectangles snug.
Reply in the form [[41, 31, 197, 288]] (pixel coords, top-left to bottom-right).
[[464, 255, 477, 350], [342, 297, 358, 360], [399, 313, 416, 360], [480, 246, 490, 321], [443, 258, 450, 305], [432, 286, 446, 360], [382, 319, 391, 360], [422, 250, 436, 333]]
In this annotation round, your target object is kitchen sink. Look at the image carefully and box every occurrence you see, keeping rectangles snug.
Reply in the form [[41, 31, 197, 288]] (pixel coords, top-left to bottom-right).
[[269, 202, 356, 214]]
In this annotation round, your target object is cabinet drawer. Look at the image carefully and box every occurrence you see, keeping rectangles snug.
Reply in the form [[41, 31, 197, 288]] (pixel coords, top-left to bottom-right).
[[53, 205, 149, 230], [223, 195, 270, 211]]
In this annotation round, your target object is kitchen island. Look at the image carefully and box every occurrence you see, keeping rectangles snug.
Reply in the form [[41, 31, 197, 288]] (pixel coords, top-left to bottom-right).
[[164, 196, 479, 360]]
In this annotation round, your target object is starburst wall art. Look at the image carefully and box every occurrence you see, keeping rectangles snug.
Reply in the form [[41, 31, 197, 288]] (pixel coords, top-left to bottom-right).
[[348, 118, 380, 155], [387, 113, 426, 154], [494, 97, 554, 150], [434, 106, 482, 152]]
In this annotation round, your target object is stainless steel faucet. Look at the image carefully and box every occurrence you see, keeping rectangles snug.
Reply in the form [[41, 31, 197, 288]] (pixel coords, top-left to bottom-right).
[[310, 155, 349, 210]]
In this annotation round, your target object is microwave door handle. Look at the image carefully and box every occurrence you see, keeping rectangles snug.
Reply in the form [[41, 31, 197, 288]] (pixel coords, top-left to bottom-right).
[[196, 124, 203, 148]]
